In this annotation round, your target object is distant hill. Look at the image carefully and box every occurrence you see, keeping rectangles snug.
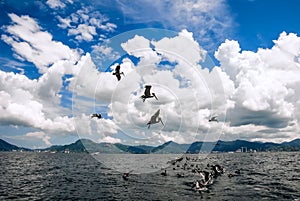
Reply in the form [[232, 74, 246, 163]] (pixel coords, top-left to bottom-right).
[[187, 140, 277, 153], [0, 139, 30, 151], [1, 138, 300, 153], [43, 139, 125, 154], [151, 141, 190, 154]]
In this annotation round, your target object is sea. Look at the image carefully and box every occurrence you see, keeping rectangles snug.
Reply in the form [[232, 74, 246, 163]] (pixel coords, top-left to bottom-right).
[[1, 151, 299, 201]]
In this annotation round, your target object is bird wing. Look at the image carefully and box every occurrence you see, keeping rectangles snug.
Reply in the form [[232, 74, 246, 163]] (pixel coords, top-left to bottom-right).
[[144, 85, 151, 96], [153, 109, 160, 118], [150, 109, 160, 122]]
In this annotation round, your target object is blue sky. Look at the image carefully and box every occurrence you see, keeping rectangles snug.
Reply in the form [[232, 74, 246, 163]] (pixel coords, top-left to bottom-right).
[[228, 0, 300, 50], [1, 0, 300, 148]]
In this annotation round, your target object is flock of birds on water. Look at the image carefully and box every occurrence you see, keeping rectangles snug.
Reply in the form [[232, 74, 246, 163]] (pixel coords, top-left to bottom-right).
[[90, 64, 219, 127], [121, 155, 241, 197]]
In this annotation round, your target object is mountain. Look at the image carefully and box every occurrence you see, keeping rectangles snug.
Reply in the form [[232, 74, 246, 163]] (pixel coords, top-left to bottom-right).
[[1, 138, 300, 153], [114, 143, 152, 154], [0, 139, 30, 151], [151, 141, 190, 154], [43, 139, 125, 153]]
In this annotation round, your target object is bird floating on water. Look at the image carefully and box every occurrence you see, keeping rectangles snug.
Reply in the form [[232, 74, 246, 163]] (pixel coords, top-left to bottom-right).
[[208, 115, 218, 122], [122, 170, 133, 180], [140, 85, 158, 102], [147, 109, 164, 129], [167, 156, 184, 165], [161, 169, 167, 176], [91, 113, 102, 119], [112, 64, 125, 81]]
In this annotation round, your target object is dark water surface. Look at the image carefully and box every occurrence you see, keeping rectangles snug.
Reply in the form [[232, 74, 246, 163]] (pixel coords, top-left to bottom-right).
[[1, 152, 299, 200]]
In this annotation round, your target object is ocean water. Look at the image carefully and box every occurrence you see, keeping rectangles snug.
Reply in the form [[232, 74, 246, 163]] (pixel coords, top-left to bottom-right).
[[1, 152, 299, 201]]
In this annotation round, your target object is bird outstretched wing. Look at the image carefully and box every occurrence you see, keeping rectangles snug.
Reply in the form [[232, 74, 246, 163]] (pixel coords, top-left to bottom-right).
[[149, 109, 160, 122]]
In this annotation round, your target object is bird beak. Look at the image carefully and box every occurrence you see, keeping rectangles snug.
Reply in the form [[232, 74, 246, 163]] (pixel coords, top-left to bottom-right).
[[154, 94, 158, 100], [160, 119, 164, 126]]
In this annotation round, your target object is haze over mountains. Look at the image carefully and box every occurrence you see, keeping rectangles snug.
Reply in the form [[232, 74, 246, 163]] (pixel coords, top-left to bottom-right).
[[1, 138, 300, 153]]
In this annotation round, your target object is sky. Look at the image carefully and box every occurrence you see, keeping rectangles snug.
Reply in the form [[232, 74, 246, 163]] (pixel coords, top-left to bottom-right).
[[0, 0, 300, 149]]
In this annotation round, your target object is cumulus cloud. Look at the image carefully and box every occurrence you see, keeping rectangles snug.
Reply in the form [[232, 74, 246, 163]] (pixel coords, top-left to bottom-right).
[[25, 131, 52, 146], [216, 32, 300, 142], [0, 14, 82, 137]]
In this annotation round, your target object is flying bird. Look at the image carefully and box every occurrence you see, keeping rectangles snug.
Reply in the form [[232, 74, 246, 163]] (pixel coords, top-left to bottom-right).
[[140, 85, 158, 102], [112, 65, 125, 81], [208, 116, 218, 122], [147, 109, 164, 129], [91, 113, 102, 119]]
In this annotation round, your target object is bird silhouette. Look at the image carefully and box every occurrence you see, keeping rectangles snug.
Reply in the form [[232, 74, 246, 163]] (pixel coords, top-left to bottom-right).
[[161, 169, 167, 176], [209, 116, 218, 122], [140, 85, 158, 102], [122, 170, 133, 180], [91, 113, 102, 119], [112, 65, 125, 81], [147, 109, 164, 129]]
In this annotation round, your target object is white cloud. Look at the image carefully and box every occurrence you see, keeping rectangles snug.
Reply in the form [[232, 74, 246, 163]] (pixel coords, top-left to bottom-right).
[[99, 136, 121, 144], [215, 32, 300, 142], [25, 131, 52, 146], [56, 7, 117, 42], [117, 0, 234, 51], [1, 14, 80, 73], [46, 0, 66, 9], [0, 70, 76, 132], [0, 14, 82, 137], [68, 24, 97, 41]]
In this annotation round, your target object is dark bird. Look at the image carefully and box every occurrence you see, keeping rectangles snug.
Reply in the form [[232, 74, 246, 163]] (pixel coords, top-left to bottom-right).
[[122, 170, 133, 180], [147, 109, 164, 129], [112, 65, 125, 81], [167, 156, 184, 165], [91, 113, 102, 119], [198, 171, 213, 186], [161, 169, 167, 176], [140, 85, 158, 102], [211, 164, 224, 177], [209, 116, 218, 122]]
